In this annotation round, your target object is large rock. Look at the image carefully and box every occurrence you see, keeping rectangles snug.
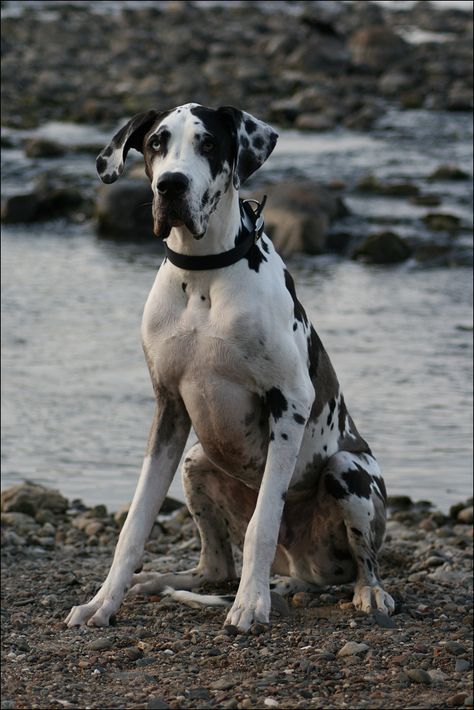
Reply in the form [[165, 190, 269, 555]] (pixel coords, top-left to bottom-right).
[[348, 26, 409, 73], [1, 482, 68, 518], [1, 176, 86, 223], [96, 178, 155, 241], [257, 181, 349, 258], [352, 231, 412, 264]]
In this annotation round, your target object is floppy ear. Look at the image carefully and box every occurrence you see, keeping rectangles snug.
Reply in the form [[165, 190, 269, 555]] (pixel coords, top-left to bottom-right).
[[96, 109, 167, 184], [217, 106, 278, 189]]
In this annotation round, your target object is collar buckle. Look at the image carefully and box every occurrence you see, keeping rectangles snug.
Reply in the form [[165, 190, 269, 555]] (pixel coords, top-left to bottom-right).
[[242, 195, 267, 242]]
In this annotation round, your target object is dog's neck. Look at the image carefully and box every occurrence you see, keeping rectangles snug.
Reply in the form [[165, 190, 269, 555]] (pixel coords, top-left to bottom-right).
[[164, 188, 241, 256]]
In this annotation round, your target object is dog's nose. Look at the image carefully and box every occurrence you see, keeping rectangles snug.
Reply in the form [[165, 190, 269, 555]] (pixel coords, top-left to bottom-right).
[[157, 172, 189, 198]]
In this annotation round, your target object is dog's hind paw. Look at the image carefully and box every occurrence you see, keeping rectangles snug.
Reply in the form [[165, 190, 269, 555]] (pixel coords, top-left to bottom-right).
[[352, 584, 395, 615]]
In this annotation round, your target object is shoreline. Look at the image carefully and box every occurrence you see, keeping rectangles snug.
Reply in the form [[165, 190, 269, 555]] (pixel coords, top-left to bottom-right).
[[1, 483, 473, 709]]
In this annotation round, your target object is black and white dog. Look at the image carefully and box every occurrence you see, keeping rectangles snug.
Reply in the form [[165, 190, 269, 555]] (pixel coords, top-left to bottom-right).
[[66, 103, 394, 632]]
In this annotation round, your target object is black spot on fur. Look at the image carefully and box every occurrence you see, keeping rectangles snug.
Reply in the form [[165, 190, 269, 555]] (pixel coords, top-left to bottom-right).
[[190, 106, 236, 180], [341, 465, 373, 499], [201, 190, 209, 206], [245, 118, 257, 134], [96, 156, 107, 174], [245, 244, 267, 272], [351, 527, 362, 536], [293, 323, 298, 331], [261, 238, 270, 254], [334, 566, 344, 576], [102, 146, 113, 158], [327, 398, 336, 426], [253, 135, 264, 150], [284, 270, 308, 328], [333, 547, 353, 561], [307, 326, 323, 380], [338, 395, 347, 434], [181, 282, 187, 292], [241, 135, 250, 148], [201, 295, 206, 301], [281, 433, 288, 440], [325, 473, 348, 500], [265, 388, 288, 421], [270, 432, 275, 441], [293, 413, 305, 425], [281, 491, 287, 502]]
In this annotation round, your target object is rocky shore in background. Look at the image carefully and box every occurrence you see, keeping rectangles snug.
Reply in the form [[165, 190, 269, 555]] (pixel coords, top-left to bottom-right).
[[1, 1, 472, 130], [1, 482, 473, 709], [1, 1, 473, 266]]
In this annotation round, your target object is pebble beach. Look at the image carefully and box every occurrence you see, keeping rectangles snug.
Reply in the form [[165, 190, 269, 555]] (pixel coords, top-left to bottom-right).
[[1, 483, 473, 709]]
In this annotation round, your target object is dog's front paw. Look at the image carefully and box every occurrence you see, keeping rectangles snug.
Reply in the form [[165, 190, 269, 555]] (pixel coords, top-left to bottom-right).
[[65, 591, 121, 627], [224, 585, 270, 632], [353, 584, 395, 615]]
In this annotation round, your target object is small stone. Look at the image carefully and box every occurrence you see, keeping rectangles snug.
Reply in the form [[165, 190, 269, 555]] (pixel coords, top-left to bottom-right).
[[457, 507, 473, 524], [447, 692, 468, 707], [85, 521, 104, 537], [372, 610, 397, 629], [445, 641, 466, 656], [337, 642, 370, 657], [210, 678, 235, 690], [124, 647, 143, 661], [428, 669, 447, 684], [270, 591, 289, 617], [264, 699, 279, 708], [455, 659, 471, 673], [406, 668, 432, 685], [147, 699, 170, 710], [90, 638, 113, 651], [464, 695, 473, 707], [292, 592, 313, 608], [223, 624, 239, 637]]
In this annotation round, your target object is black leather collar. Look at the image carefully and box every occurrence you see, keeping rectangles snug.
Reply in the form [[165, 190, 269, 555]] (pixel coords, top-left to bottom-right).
[[163, 197, 267, 271]]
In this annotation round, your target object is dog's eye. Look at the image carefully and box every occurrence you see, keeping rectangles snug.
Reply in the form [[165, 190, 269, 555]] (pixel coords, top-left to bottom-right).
[[202, 138, 215, 154], [149, 137, 162, 152]]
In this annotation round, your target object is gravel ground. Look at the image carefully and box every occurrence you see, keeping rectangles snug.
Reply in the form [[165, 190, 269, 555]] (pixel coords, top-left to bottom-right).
[[1, 486, 473, 709]]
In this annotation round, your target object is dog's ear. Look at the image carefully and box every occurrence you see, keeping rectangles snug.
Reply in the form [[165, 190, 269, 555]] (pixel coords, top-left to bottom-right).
[[217, 107, 278, 189], [96, 109, 167, 184]]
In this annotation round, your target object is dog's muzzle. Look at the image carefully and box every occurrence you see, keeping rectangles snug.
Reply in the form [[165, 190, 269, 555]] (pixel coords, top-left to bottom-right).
[[153, 171, 198, 239]]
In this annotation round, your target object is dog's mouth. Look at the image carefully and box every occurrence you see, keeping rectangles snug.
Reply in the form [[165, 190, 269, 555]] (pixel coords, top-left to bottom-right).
[[153, 202, 203, 241]]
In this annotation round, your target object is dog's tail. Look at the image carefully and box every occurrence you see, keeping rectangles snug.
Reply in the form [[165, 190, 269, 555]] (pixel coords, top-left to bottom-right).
[[161, 586, 234, 609], [161, 586, 290, 616]]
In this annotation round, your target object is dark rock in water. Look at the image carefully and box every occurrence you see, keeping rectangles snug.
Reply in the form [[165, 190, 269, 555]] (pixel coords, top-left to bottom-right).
[[1, 482, 69, 517], [1, 193, 40, 223], [348, 26, 410, 73], [423, 213, 461, 232], [356, 174, 419, 197], [352, 231, 412, 264], [447, 82, 474, 111], [387, 495, 414, 512], [429, 165, 470, 181], [1, 176, 87, 224], [410, 194, 442, 207], [258, 181, 349, 257], [24, 138, 67, 158], [96, 178, 155, 241]]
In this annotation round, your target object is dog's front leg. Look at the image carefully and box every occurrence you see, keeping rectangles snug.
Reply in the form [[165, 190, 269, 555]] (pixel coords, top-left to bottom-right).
[[65, 397, 190, 627], [225, 391, 311, 632]]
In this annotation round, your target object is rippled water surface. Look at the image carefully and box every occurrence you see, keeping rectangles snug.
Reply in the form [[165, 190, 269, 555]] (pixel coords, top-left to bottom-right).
[[2, 222, 472, 511], [1, 108, 473, 511]]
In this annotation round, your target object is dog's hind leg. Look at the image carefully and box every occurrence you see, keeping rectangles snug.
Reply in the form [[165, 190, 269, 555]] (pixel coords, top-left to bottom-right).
[[322, 452, 395, 615], [129, 444, 256, 596]]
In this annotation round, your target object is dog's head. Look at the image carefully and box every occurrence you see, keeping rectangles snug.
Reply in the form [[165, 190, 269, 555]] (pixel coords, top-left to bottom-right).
[[96, 103, 278, 240]]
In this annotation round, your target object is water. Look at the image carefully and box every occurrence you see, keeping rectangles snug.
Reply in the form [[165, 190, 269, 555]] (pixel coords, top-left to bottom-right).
[[1, 110, 473, 512]]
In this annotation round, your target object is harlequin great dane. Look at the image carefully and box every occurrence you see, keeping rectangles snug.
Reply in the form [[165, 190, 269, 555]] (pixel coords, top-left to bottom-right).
[[65, 103, 394, 632]]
